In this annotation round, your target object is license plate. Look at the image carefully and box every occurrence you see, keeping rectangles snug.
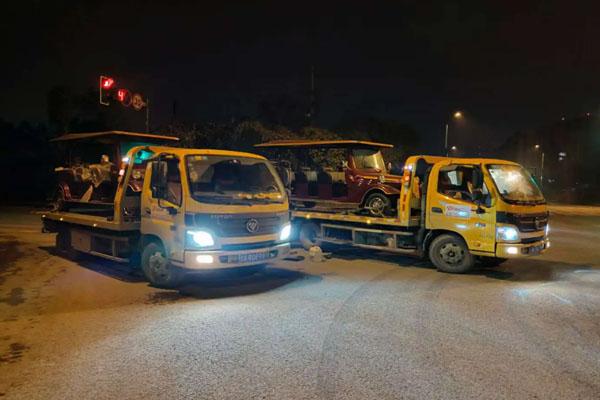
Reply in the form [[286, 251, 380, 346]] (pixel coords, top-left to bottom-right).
[[228, 251, 275, 264]]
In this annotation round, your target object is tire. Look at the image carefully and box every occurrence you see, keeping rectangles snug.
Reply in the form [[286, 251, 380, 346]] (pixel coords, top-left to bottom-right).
[[428, 234, 475, 273], [299, 221, 320, 250], [141, 241, 183, 288], [478, 257, 508, 268], [364, 192, 392, 217]]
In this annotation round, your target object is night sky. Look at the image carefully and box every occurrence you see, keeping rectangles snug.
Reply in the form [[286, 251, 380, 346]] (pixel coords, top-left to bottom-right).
[[3, 1, 600, 150]]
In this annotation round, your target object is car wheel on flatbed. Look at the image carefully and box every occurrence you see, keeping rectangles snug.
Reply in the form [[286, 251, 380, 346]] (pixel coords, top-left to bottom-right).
[[364, 192, 392, 217], [429, 233, 475, 273], [141, 241, 183, 288]]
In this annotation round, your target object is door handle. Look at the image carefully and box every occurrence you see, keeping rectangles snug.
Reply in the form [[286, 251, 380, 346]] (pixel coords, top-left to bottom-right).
[[431, 207, 443, 214], [144, 207, 151, 215]]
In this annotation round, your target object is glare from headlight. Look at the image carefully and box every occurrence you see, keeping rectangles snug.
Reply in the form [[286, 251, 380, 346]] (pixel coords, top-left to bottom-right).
[[188, 230, 215, 247], [280, 223, 291, 241], [497, 225, 519, 242], [545, 224, 550, 235]]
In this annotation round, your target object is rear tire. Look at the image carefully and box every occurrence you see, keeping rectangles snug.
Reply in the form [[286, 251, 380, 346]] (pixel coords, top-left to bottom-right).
[[141, 241, 183, 288], [429, 234, 475, 273], [299, 221, 320, 250]]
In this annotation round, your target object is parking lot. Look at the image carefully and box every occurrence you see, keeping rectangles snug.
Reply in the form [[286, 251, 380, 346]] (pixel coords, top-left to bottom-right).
[[1, 207, 599, 399]]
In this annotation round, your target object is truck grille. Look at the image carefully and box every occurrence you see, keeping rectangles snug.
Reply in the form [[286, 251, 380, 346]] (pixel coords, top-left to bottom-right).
[[497, 212, 549, 233], [185, 212, 288, 237]]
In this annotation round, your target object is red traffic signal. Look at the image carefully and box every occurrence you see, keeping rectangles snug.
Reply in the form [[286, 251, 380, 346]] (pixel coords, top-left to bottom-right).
[[117, 88, 132, 107], [101, 76, 115, 89], [99, 75, 115, 106]]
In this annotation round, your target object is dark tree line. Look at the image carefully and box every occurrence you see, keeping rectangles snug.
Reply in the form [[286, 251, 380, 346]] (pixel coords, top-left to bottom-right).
[[0, 85, 422, 203]]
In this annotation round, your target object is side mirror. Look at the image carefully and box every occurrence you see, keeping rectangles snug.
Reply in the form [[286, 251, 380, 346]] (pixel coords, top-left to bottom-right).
[[151, 160, 168, 199]]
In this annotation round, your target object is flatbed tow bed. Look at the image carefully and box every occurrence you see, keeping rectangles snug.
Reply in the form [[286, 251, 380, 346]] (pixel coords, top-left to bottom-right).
[[292, 209, 422, 255]]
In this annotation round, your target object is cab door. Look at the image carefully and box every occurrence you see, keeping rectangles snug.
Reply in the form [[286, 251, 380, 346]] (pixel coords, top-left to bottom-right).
[[141, 155, 186, 262], [426, 161, 496, 254]]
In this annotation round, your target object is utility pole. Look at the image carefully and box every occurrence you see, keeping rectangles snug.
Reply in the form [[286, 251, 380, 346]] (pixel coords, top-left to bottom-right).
[[306, 65, 316, 126], [540, 151, 545, 189], [145, 98, 150, 133], [444, 123, 449, 156]]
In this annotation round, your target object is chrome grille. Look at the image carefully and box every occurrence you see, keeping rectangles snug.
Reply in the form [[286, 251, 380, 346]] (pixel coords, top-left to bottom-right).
[[187, 212, 288, 237]]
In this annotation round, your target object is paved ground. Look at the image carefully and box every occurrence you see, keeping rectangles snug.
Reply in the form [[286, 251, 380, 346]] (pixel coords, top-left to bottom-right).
[[0, 207, 599, 399]]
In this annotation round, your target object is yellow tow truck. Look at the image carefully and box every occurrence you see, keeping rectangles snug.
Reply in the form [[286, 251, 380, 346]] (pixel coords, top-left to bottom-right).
[[290, 154, 550, 273], [43, 132, 291, 287]]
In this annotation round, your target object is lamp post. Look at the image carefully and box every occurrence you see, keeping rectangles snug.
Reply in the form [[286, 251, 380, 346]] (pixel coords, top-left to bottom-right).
[[534, 144, 545, 189], [445, 111, 463, 156]]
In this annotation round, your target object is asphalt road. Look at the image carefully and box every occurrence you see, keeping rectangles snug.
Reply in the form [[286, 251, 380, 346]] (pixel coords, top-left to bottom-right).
[[1, 207, 599, 399]]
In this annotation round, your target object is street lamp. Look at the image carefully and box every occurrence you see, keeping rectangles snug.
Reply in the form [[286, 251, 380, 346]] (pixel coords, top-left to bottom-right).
[[445, 111, 463, 157], [533, 144, 545, 188]]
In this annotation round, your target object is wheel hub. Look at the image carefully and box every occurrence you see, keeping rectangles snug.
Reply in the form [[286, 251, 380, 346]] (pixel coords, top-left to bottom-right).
[[149, 251, 170, 281], [439, 243, 464, 264]]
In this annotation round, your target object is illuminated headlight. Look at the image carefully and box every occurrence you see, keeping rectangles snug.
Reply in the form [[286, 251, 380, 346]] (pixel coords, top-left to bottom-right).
[[506, 246, 519, 255], [187, 230, 215, 247], [496, 225, 519, 242], [196, 255, 214, 264], [280, 223, 291, 241], [545, 224, 550, 236]]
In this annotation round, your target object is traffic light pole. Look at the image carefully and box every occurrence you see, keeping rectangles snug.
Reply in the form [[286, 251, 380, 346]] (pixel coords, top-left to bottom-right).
[[145, 98, 150, 132]]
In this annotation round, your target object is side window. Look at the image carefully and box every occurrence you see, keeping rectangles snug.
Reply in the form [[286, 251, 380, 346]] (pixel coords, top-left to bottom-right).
[[165, 158, 182, 206], [438, 165, 486, 203]]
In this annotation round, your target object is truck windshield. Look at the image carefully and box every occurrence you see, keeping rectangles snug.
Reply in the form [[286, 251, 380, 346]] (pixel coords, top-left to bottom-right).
[[487, 164, 545, 205], [186, 155, 285, 204], [352, 149, 386, 171]]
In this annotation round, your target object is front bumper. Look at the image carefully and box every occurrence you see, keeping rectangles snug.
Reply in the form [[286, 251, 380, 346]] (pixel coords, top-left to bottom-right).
[[496, 238, 550, 258], [172, 242, 291, 270]]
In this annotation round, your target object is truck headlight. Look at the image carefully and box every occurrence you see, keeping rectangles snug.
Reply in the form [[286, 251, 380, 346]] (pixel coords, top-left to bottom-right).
[[496, 225, 519, 242], [187, 230, 215, 247], [280, 223, 291, 241]]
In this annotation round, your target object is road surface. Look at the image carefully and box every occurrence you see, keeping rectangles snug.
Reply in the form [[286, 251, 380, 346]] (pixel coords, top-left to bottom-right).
[[1, 207, 599, 399]]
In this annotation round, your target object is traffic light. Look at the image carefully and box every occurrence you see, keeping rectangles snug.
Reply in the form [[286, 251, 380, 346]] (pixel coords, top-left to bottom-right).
[[117, 88, 132, 107], [99, 75, 115, 106]]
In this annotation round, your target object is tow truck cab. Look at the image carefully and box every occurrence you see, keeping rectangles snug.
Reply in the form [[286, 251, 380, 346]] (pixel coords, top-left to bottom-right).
[[43, 143, 291, 287], [400, 156, 549, 263]]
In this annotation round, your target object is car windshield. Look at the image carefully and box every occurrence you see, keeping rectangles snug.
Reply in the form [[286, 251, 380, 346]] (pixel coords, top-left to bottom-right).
[[487, 164, 545, 204], [186, 155, 285, 204], [352, 149, 386, 171]]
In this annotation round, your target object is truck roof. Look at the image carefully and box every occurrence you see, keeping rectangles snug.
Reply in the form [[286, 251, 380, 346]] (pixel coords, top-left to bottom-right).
[[134, 146, 267, 160], [406, 155, 519, 166], [254, 139, 394, 149], [50, 130, 180, 143]]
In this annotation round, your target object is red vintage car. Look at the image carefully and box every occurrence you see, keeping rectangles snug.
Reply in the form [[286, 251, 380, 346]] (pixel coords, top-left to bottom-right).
[[255, 140, 402, 216]]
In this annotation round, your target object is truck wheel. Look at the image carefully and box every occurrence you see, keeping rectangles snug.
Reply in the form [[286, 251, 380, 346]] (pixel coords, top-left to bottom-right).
[[299, 221, 320, 250], [141, 242, 183, 288], [429, 234, 475, 273], [364, 192, 391, 217]]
